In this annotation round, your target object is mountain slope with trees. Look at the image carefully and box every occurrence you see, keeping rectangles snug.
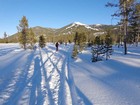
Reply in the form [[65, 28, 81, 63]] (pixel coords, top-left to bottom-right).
[[0, 22, 118, 43]]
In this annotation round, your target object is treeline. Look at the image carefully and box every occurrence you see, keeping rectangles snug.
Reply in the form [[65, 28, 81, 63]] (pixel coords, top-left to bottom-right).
[[1, 0, 140, 53], [16, 15, 118, 51], [72, 30, 113, 58]]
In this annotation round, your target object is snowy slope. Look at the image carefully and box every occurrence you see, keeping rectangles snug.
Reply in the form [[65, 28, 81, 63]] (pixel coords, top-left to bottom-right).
[[0, 43, 21, 56], [66, 22, 99, 31], [0, 43, 140, 105], [70, 45, 140, 105]]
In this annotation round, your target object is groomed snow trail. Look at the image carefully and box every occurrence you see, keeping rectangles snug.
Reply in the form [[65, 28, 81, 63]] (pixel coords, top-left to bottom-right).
[[0, 43, 81, 105]]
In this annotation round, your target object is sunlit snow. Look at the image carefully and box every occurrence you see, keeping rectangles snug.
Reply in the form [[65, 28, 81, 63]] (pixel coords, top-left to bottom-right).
[[0, 43, 140, 105]]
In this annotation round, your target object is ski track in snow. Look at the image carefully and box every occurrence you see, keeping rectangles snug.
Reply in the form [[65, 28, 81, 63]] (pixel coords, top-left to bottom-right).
[[0, 43, 140, 105], [0, 43, 81, 105]]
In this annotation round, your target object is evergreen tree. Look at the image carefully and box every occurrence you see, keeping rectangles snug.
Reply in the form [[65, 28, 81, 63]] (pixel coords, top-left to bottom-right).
[[4, 32, 8, 43], [74, 32, 78, 44], [103, 30, 113, 60], [17, 16, 29, 50], [28, 28, 36, 49], [129, 2, 140, 46], [116, 22, 123, 47], [105, 32, 112, 46], [94, 36, 101, 46], [106, 0, 135, 54], [39, 35, 46, 48], [77, 33, 86, 45], [72, 45, 78, 58], [77, 32, 87, 51]]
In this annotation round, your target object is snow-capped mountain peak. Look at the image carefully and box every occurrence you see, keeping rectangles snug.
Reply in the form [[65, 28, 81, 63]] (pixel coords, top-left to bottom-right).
[[66, 22, 99, 31], [73, 22, 86, 26], [95, 24, 102, 26]]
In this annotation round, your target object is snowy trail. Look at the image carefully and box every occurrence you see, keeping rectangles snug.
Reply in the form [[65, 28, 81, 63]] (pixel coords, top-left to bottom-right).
[[40, 45, 79, 105], [0, 43, 80, 105]]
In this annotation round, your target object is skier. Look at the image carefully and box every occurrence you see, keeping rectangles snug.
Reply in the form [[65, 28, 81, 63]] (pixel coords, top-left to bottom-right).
[[55, 42, 59, 51]]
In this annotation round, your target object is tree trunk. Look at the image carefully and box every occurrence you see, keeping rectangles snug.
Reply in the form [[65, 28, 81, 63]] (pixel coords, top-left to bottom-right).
[[123, 0, 128, 55], [136, 33, 139, 47]]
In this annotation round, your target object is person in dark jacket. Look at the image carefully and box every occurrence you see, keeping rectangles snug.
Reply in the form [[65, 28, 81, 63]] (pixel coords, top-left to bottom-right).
[[55, 42, 59, 51]]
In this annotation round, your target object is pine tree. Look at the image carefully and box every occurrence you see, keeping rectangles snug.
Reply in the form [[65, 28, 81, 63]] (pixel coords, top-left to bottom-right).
[[72, 45, 78, 58], [116, 22, 123, 47], [4, 32, 8, 43], [106, 0, 135, 54], [39, 35, 46, 48], [17, 16, 29, 50], [123, 0, 134, 54], [94, 36, 101, 47], [129, 2, 140, 46], [104, 30, 113, 60], [77, 32, 87, 51], [28, 28, 36, 49], [105, 30, 112, 46], [74, 32, 78, 45]]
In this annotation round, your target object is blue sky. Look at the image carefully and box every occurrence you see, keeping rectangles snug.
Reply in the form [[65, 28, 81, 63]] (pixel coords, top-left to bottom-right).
[[0, 0, 119, 38]]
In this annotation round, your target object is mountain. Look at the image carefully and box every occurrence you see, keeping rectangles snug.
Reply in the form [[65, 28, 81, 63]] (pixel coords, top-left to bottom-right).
[[55, 22, 100, 36], [32, 26, 56, 36], [4, 22, 118, 42], [65, 22, 99, 31], [90, 24, 118, 30], [7, 26, 56, 42]]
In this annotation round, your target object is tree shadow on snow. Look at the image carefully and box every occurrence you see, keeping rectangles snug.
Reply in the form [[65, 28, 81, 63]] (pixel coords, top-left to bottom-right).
[[76, 86, 93, 105], [2, 51, 36, 105]]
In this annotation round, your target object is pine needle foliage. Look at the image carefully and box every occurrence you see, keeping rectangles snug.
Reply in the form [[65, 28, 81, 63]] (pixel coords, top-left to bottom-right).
[[39, 35, 46, 48], [17, 16, 29, 50], [72, 45, 78, 58], [28, 28, 37, 49]]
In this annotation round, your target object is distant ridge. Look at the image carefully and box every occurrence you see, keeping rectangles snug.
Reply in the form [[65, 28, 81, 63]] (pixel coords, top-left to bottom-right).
[[7, 22, 117, 42]]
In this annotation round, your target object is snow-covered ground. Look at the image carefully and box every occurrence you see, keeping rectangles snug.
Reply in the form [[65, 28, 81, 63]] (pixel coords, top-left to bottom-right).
[[0, 43, 140, 105]]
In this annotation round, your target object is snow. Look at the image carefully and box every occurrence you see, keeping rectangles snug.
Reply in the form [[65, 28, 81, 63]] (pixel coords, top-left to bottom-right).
[[66, 22, 99, 31], [93, 32, 105, 36], [73, 22, 86, 26], [70, 45, 140, 105], [0, 43, 21, 56], [95, 24, 102, 26], [0, 43, 140, 105]]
